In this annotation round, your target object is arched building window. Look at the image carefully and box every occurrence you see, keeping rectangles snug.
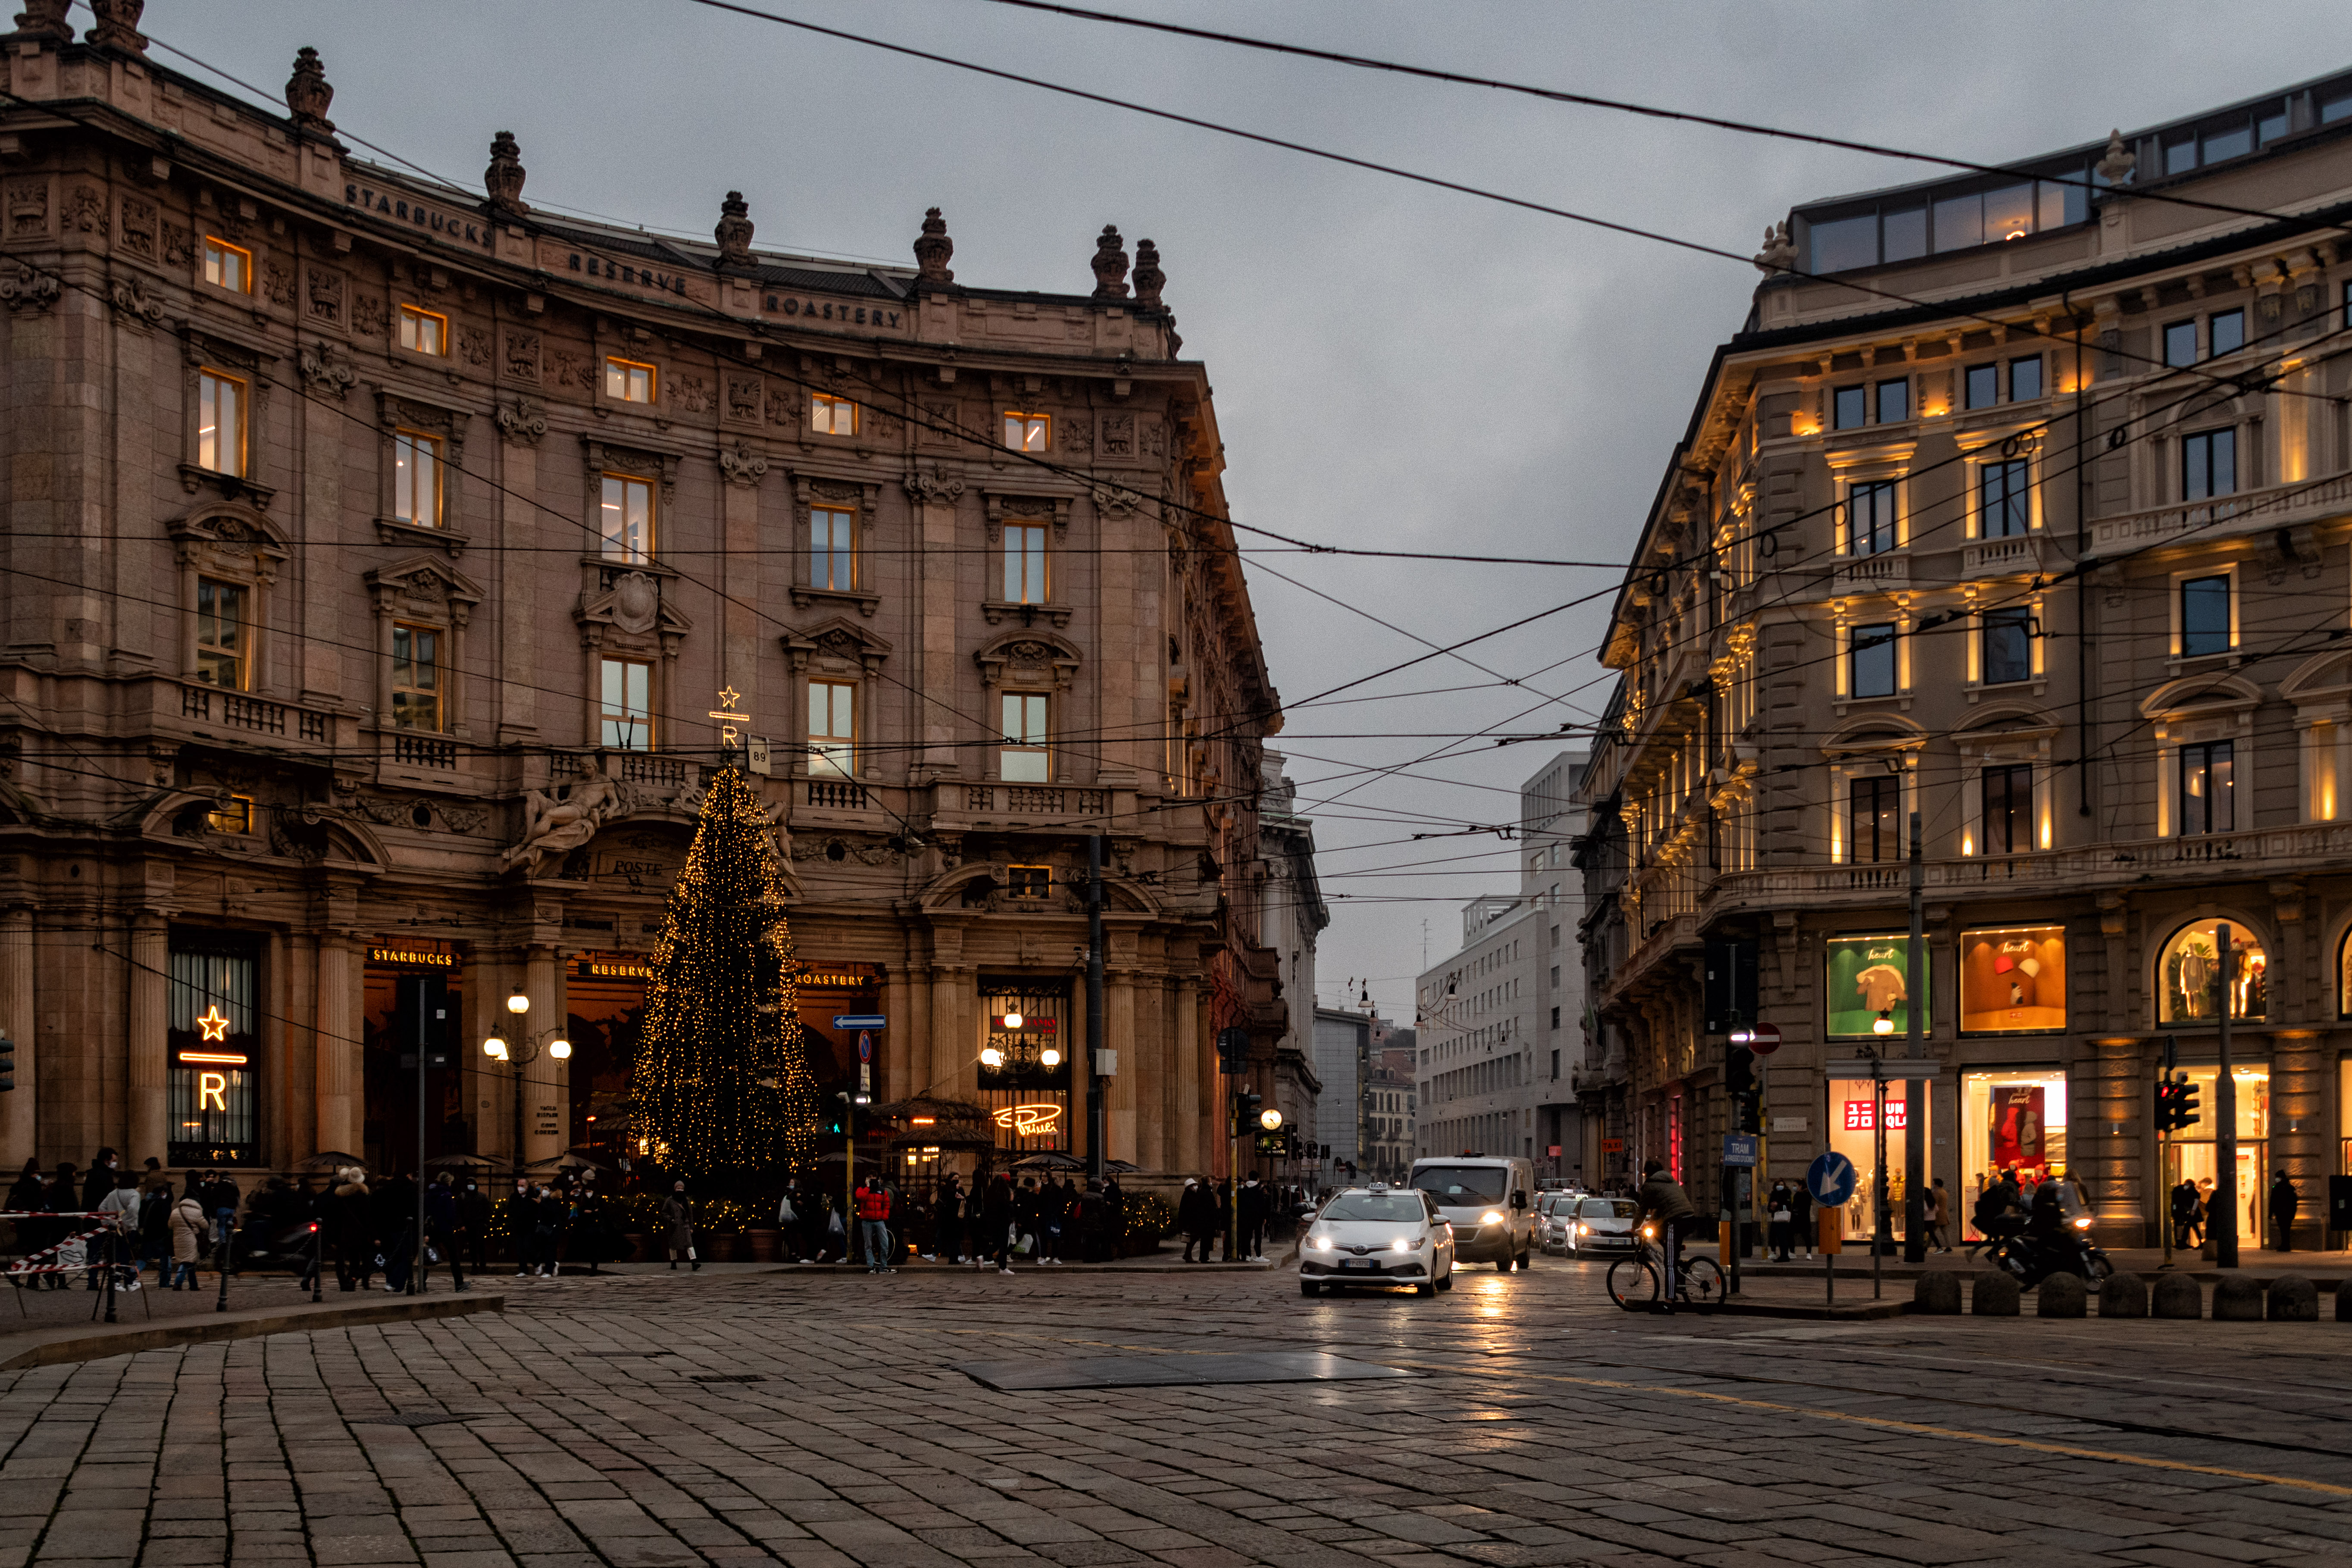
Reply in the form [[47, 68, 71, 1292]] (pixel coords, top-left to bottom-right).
[[2156, 919, 2266, 1025]]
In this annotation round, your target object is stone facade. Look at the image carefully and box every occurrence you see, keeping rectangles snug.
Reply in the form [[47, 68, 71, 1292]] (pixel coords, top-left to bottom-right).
[[1577, 71, 2352, 1247], [0, 19, 1286, 1187]]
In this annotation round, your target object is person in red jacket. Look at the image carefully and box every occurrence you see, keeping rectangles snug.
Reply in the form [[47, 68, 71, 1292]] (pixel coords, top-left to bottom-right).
[[854, 1177, 895, 1274]]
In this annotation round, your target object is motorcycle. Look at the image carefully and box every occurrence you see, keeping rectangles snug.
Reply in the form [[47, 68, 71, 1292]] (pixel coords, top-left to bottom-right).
[[1983, 1184, 2111, 1286]]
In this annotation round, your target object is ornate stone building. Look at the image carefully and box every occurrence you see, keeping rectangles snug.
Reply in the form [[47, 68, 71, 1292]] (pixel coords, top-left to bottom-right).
[[0, 8, 1289, 1190], [1576, 69, 2352, 1249]]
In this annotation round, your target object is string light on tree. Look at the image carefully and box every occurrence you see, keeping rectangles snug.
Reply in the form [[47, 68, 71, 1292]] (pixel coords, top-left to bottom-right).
[[632, 765, 819, 1174]]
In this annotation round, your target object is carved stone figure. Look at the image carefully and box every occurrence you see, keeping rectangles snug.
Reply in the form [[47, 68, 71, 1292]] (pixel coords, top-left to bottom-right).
[[297, 339, 356, 400], [717, 441, 768, 488], [1090, 224, 1129, 298], [2095, 129, 2136, 187], [0, 266, 59, 313], [484, 132, 529, 216], [913, 207, 954, 283], [503, 761, 625, 877], [495, 397, 547, 446], [1751, 220, 1796, 274], [307, 267, 343, 323], [1132, 238, 1165, 308], [85, 0, 145, 53], [284, 47, 335, 134], [714, 190, 754, 266]]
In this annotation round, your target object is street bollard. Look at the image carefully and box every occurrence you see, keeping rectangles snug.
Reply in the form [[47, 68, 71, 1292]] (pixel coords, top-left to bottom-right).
[[2036, 1274, 2086, 1318], [2267, 1275, 2319, 1322], [1912, 1271, 1961, 1314], [2098, 1272, 2148, 1318], [1971, 1273, 2020, 1315], [2151, 1272, 2202, 1318], [2211, 1274, 2262, 1321]]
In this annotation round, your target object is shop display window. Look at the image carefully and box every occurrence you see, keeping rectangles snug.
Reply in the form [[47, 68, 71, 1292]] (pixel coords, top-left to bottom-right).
[[1958, 925, 2066, 1034], [2156, 919, 2265, 1023], [1959, 1070, 2068, 1237], [1825, 1078, 1930, 1243], [2164, 1065, 2268, 1248], [1824, 932, 1929, 1039], [978, 978, 1072, 1152]]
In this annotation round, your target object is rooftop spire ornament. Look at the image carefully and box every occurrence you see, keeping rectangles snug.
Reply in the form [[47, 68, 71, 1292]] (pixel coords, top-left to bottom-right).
[[632, 767, 818, 1175]]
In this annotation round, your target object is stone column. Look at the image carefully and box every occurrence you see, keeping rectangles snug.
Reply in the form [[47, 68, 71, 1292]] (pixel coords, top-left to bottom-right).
[[906, 476, 966, 774], [1134, 979, 1164, 1173], [1108, 968, 1136, 1163], [2271, 1030, 2326, 1251], [523, 946, 565, 1169], [882, 967, 913, 1102], [128, 912, 168, 1164], [283, 933, 318, 1164], [315, 936, 360, 1160], [299, 352, 348, 705], [495, 411, 542, 741], [2084, 1035, 2146, 1243], [721, 455, 765, 748], [1173, 977, 1199, 1174], [1, 908, 34, 1165]]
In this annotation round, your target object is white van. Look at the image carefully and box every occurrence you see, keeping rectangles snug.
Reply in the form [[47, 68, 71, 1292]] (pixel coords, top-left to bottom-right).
[[1408, 1155, 1536, 1269]]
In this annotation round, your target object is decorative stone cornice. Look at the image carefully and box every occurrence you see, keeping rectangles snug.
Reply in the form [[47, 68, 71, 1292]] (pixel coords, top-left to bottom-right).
[[902, 470, 964, 505]]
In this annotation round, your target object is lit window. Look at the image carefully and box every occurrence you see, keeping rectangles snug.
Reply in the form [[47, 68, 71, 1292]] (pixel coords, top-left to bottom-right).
[[2008, 355, 2042, 401], [1982, 765, 2032, 854], [398, 306, 448, 356], [1004, 524, 1048, 604], [2158, 917, 2263, 1023], [1982, 607, 2033, 686], [2163, 320, 2199, 367], [1007, 865, 1050, 900], [1847, 480, 1898, 556], [391, 624, 442, 731], [808, 679, 855, 777], [2182, 429, 2236, 501], [1002, 410, 1049, 452], [1875, 379, 1909, 424], [604, 357, 655, 404], [2180, 573, 2232, 657], [206, 796, 254, 836], [810, 506, 855, 592], [812, 394, 859, 436], [1849, 623, 1896, 698], [599, 473, 652, 562], [2208, 308, 2246, 357], [394, 431, 443, 526], [195, 577, 248, 690], [2180, 742, 2235, 836], [1848, 775, 1898, 862], [197, 369, 246, 477], [1000, 692, 1049, 782], [599, 657, 652, 750], [1832, 385, 1867, 430], [201, 238, 250, 294], [1979, 460, 2030, 538]]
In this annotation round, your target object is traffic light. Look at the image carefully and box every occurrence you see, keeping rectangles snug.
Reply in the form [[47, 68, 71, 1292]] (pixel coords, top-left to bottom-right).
[[0, 1030, 13, 1092], [1725, 1044, 1755, 1096], [2157, 1073, 2200, 1133], [1233, 1090, 1262, 1135]]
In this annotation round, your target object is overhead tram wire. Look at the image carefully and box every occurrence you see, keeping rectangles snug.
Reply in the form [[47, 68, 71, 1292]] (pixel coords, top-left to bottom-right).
[[975, 0, 2331, 229], [24, 36, 2342, 830], [678, 0, 2352, 411]]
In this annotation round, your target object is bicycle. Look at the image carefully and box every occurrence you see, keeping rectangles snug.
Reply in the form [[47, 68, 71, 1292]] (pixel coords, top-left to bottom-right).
[[1605, 1222, 1726, 1312]]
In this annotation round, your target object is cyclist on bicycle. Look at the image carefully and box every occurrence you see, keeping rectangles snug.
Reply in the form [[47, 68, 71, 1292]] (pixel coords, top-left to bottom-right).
[[1634, 1159, 1698, 1299]]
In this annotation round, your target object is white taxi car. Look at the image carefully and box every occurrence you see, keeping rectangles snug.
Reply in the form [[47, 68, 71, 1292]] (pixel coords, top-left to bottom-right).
[[1299, 1184, 1455, 1297]]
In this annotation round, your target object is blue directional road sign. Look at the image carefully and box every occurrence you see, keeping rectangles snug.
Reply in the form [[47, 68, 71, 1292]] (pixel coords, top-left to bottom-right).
[[1806, 1150, 1858, 1208], [833, 1014, 886, 1030]]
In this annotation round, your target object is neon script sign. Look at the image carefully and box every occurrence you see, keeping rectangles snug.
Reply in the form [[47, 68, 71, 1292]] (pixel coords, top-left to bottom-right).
[[991, 1103, 1063, 1138]]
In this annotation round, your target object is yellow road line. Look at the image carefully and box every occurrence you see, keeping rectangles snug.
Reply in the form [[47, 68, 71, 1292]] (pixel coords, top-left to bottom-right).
[[1382, 1358, 2352, 1499]]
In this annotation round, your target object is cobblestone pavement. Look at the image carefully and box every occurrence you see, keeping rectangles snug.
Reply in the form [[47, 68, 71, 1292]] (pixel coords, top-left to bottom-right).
[[3, 1256, 2350, 1568]]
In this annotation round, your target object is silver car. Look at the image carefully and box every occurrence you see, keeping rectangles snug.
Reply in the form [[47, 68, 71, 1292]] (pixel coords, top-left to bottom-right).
[[1563, 1196, 1641, 1258], [1299, 1185, 1456, 1297], [1537, 1192, 1583, 1255]]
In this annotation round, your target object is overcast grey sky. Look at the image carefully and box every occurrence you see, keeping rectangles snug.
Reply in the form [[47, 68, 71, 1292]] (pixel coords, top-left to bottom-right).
[[172, 0, 2352, 1021]]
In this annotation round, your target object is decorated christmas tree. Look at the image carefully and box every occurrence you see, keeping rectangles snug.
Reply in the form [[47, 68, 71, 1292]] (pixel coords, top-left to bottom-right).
[[632, 767, 819, 1174]]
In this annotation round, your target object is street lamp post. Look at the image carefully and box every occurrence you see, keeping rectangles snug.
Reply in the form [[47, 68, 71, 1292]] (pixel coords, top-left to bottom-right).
[[483, 986, 570, 1194]]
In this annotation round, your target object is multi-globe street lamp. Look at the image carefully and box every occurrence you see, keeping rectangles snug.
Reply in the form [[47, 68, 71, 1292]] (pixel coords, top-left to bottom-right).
[[483, 987, 570, 1185]]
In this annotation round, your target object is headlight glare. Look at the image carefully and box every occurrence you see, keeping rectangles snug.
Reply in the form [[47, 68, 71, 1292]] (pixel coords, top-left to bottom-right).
[[1480, 1210, 1504, 1225]]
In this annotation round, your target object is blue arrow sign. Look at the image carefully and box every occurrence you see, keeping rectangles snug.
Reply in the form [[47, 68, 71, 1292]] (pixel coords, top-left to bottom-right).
[[1806, 1150, 1857, 1208], [833, 1014, 886, 1030]]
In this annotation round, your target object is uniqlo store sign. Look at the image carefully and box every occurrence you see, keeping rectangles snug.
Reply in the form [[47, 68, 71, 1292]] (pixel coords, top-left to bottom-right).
[[1842, 1099, 1909, 1131]]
